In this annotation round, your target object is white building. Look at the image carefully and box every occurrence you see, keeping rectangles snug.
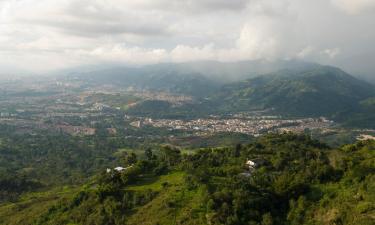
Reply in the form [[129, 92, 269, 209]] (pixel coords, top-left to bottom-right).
[[106, 165, 133, 173], [246, 160, 257, 169]]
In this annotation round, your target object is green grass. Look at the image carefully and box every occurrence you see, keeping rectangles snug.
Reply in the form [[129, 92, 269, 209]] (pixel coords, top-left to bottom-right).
[[85, 93, 141, 109], [113, 148, 145, 158], [126, 172, 207, 225], [126, 171, 185, 192], [0, 186, 78, 225]]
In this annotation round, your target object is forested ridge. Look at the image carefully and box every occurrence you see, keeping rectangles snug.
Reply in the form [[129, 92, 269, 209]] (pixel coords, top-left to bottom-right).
[[1, 134, 373, 225]]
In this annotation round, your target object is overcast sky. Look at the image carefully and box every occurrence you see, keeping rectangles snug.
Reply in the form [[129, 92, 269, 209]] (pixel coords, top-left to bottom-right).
[[0, 0, 375, 76]]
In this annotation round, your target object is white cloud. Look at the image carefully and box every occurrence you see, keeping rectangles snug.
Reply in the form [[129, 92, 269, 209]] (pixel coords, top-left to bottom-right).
[[236, 16, 296, 60], [331, 0, 375, 14], [0, 0, 374, 74], [81, 44, 168, 65], [297, 46, 315, 58], [321, 48, 341, 59], [120, 0, 250, 14], [170, 44, 217, 62]]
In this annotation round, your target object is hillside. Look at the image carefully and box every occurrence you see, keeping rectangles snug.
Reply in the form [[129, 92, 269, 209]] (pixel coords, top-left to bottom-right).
[[61, 60, 321, 98], [211, 66, 375, 117], [65, 67, 221, 97], [62, 63, 375, 127], [1, 134, 374, 225]]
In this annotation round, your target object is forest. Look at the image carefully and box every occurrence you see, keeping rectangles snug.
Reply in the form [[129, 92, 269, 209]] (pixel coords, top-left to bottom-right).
[[0, 133, 373, 225]]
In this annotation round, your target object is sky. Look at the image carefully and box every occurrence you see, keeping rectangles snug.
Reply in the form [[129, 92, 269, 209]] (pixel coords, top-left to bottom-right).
[[0, 0, 375, 77]]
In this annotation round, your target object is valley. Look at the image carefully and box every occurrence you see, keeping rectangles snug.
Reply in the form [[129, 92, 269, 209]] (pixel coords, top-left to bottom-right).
[[0, 62, 374, 225], [1, 1, 375, 224], [1, 64, 374, 145]]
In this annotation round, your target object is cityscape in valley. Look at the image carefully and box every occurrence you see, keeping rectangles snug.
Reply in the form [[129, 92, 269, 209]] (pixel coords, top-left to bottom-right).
[[1, 1, 375, 225], [1, 71, 374, 225], [1, 76, 373, 143], [140, 116, 334, 136]]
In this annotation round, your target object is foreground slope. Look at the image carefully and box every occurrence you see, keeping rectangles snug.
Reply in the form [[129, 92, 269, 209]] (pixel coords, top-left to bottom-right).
[[1, 134, 373, 225]]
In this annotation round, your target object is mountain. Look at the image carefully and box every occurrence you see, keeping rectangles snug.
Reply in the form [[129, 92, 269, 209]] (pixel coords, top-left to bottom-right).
[[335, 96, 375, 128], [141, 59, 319, 82], [61, 60, 318, 97], [65, 67, 221, 97], [210, 66, 375, 117]]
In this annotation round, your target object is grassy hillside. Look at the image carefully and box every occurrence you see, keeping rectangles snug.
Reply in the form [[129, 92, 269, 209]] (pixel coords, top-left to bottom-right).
[[0, 187, 79, 225], [0, 134, 373, 225]]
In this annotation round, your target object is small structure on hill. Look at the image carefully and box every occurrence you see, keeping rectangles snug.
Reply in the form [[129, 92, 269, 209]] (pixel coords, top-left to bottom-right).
[[106, 165, 133, 173], [246, 160, 257, 170], [241, 158, 268, 177], [114, 166, 126, 172]]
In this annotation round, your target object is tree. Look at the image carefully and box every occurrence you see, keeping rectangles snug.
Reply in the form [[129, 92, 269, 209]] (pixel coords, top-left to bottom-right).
[[261, 213, 273, 225], [160, 146, 181, 166], [232, 143, 242, 157], [124, 152, 137, 166], [144, 148, 153, 161]]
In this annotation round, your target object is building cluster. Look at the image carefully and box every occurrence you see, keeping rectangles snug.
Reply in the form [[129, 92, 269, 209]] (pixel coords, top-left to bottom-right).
[[56, 125, 96, 136], [133, 91, 193, 105], [277, 118, 334, 133], [0, 78, 337, 139], [142, 117, 333, 136], [357, 134, 375, 141]]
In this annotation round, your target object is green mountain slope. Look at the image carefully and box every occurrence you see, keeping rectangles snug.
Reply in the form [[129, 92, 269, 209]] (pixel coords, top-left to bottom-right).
[[1, 134, 374, 225], [211, 66, 375, 117]]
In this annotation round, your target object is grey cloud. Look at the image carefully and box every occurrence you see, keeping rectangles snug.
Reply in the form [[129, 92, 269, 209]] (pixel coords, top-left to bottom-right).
[[0, 0, 374, 77], [186, 0, 250, 11], [331, 0, 375, 15], [133, 0, 250, 13], [16, 0, 170, 38], [27, 18, 169, 37]]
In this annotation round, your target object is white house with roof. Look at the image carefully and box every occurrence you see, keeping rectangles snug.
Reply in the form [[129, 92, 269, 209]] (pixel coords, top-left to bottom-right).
[[246, 159, 257, 169], [106, 165, 133, 173]]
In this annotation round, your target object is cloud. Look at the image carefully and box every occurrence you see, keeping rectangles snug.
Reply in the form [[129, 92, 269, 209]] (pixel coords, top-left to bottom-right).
[[5, 0, 169, 38], [170, 44, 217, 62], [331, 0, 375, 14], [321, 48, 341, 59], [123, 0, 250, 14], [0, 0, 374, 75], [77, 44, 169, 65], [236, 16, 296, 60], [297, 46, 315, 58]]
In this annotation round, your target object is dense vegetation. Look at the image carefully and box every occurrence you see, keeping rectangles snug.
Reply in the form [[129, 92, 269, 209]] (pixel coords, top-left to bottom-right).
[[1, 134, 373, 225], [0, 122, 253, 204]]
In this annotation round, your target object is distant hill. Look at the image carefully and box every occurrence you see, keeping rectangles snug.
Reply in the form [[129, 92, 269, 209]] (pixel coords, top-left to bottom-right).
[[141, 59, 318, 82], [61, 60, 318, 97], [66, 67, 221, 97], [210, 66, 375, 118]]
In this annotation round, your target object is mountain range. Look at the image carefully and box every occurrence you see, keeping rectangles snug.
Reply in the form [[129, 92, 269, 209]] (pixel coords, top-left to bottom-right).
[[63, 60, 375, 128]]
